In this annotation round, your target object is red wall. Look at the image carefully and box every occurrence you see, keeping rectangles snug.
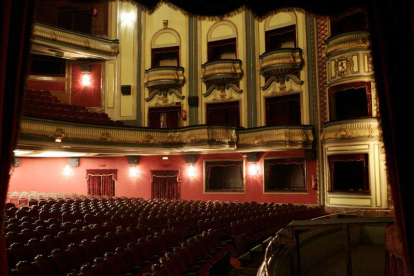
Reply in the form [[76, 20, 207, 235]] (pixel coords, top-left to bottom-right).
[[8, 152, 318, 204]]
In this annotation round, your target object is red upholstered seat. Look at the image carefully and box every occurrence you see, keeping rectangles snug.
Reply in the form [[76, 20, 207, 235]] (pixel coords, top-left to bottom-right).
[[8, 243, 33, 267], [51, 248, 74, 275], [68, 243, 89, 269], [93, 257, 113, 276], [34, 255, 59, 276], [28, 239, 49, 258], [43, 235, 62, 254], [16, 261, 42, 276]]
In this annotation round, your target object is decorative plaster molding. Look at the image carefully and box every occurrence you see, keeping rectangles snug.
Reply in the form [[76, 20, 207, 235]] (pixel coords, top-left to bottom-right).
[[326, 31, 370, 57], [321, 118, 382, 141]]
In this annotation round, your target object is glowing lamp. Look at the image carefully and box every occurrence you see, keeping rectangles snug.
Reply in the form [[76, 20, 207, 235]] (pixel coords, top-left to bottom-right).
[[81, 74, 91, 86], [188, 164, 195, 177], [249, 163, 259, 176], [129, 167, 139, 178], [121, 12, 136, 27], [62, 165, 72, 177]]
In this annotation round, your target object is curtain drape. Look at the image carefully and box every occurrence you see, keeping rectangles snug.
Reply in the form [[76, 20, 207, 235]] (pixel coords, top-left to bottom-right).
[[0, 0, 35, 275], [205, 161, 244, 191], [266, 94, 301, 126], [206, 101, 240, 127], [207, 38, 237, 61], [151, 170, 180, 199], [265, 24, 296, 51], [86, 169, 117, 196], [151, 46, 180, 67], [148, 106, 181, 128]]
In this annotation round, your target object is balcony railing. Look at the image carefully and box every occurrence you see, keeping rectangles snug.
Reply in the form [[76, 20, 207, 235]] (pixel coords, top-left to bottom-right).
[[32, 22, 119, 59], [144, 66, 185, 90], [19, 118, 314, 154], [326, 31, 370, 57], [321, 118, 381, 141], [259, 48, 304, 77], [201, 59, 243, 85]]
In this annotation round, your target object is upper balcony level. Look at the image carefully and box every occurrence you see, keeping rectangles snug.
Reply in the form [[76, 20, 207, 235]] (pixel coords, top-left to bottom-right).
[[201, 59, 243, 85], [31, 22, 119, 60], [259, 48, 304, 78], [326, 31, 371, 58], [18, 117, 314, 155]]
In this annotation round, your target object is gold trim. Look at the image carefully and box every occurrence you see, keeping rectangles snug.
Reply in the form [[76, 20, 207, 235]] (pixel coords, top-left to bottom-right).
[[326, 32, 370, 57], [238, 128, 313, 146], [321, 119, 382, 141], [32, 23, 119, 56]]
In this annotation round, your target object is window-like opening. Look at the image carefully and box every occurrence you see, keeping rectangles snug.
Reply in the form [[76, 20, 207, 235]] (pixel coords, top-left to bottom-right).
[[207, 38, 237, 62], [266, 94, 301, 126], [265, 25, 296, 51], [329, 154, 369, 193], [151, 46, 179, 67], [148, 105, 181, 129], [58, 8, 92, 34], [205, 160, 244, 193], [264, 159, 306, 192], [330, 10, 368, 37], [329, 82, 372, 121], [30, 55, 66, 77], [206, 101, 240, 127]]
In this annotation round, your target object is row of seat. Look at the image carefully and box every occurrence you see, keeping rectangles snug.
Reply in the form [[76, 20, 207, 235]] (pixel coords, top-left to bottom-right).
[[22, 89, 123, 127]]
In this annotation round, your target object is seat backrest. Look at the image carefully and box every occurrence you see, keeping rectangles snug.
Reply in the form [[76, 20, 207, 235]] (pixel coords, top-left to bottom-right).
[[34, 255, 59, 276], [16, 261, 42, 276]]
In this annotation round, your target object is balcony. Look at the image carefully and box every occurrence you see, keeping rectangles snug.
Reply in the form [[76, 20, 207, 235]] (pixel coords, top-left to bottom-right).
[[259, 48, 304, 77], [31, 22, 119, 60], [144, 66, 185, 91], [18, 118, 314, 154], [201, 59, 243, 85], [321, 118, 381, 142], [325, 31, 370, 57]]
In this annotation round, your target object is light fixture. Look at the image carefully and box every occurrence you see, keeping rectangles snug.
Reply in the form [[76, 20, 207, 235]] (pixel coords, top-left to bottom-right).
[[13, 150, 34, 156], [62, 165, 72, 177], [33, 151, 87, 157], [81, 74, 91, 86], [162, 157, 169, 160], [129, 166, 139, 178], [249, 162, 259, 176], [121, 11, 136, 27], [188, 164, 195, 177]]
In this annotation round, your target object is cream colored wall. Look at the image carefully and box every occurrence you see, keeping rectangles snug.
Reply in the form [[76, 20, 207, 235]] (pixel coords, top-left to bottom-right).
[[257, 11, 310, 126], [142, 4, 189, 127], [199, 12, 247, 127]]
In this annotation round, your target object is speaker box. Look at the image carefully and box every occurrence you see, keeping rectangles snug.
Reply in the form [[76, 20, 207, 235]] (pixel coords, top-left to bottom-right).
[[304, 149, 316, 160], [188, 96, 199, 107], [246, 152, 261, 162], [13, 157, 20, 167], [127, 156, 140, 165], [80, 63, 91, 73], [69, 158, 79, 167], [121, 85, 131, 95], [184, 155, 197, 164]]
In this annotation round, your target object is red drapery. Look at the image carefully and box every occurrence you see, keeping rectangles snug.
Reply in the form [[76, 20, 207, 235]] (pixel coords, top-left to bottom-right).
[[265, 94, 301, 126], [86, 169, 117, 197], [151, 46, 180, 67], [205, 160, 244, 191], [151, 170, 181, 199], [148, 106, 181, 129], [206, 101, 240, 127]]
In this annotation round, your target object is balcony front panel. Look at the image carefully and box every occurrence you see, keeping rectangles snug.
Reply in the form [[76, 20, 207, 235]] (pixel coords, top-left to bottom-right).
[[325, 32, 373, 85], [19, 118, 314, 154], [32, 23, 119, 59], [259, 48, 304, 77], [144, 67, 185, 90], [201, 59, 243, 85], [321, 118, 382, 142], [238, 125, 314, 150]]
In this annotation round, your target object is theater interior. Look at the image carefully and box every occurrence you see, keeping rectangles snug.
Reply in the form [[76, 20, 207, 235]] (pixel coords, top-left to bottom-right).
[[0, 0, 413, 276]]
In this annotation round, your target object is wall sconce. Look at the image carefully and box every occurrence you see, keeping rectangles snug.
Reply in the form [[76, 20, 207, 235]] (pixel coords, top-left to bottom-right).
[[185, 155, 197, 177], [121, 11, 136, 27], [249, 162, 259, 176], [127, 156, 140, 178], [54, 128, 66, 143], [246, 152, 261, 176], [81, 74, 91, 86], [62, 165, 72, 177]]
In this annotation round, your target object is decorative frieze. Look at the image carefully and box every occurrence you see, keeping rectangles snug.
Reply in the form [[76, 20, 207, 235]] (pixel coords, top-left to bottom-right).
[[321, 118, 382, 141], [326, 31, 370, 57]]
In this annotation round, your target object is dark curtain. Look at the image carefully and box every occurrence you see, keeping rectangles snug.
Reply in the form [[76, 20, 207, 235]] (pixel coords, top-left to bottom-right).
[[151, 46, 179, 67], [207, 38, 237, 61], [330, 9, 368, 37], [329, 154, 369, 192], [329, 82, 371, 121], [148, 106, 181, 128], [206, 101, 240, 127], [0, 1, 34, 275], [86, 169, 117, 196], [205, 161, 243, 191], [266, 94, 301, 126], [151, 170, 180, 199], [264, 159, 305, 191], [385, 225, 407, 276], [265, 25, 296, 51]]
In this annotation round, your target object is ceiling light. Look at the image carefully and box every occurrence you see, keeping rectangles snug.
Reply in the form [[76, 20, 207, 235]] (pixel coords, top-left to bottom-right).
[[32, 151, 88, 158], [13, 150, 34, 156]]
